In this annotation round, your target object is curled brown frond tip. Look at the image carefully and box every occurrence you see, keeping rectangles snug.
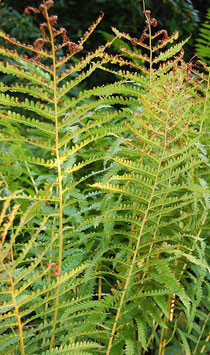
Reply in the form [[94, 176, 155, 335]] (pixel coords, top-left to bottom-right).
[[25, 6, 39, 15], [144, 10, 157, 28], [47, 263, 60, 276], [24, 0, 82, 60], [25, 0, 54, 15]]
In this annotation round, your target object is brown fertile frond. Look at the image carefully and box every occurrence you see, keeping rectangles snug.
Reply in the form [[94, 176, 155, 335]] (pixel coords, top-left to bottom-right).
[[109, 9, 187, 82], [25, 0, 53, 15], [112, 11, 172, 51], [25, 0, 82, 62], [130, 10, 178, 52]]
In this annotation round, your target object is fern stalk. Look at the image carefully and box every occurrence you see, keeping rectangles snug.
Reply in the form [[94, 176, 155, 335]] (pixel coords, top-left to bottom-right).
[[40, 0, 65, 348], [106, 134, 169, 354], [194, 311, 210, 354], [7, 271, 25, 355], [146, 12, 153, 88]]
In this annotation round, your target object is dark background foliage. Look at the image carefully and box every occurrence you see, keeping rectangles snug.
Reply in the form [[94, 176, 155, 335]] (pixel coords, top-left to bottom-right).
[[0, 0, 209, 61]]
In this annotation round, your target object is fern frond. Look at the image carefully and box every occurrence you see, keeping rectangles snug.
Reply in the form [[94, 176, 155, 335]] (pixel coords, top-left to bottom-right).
[[108, 157, 157, 177], [39, 341, 103, 354], [0, 93, 55, 120], [92, 15, 210, 352], [0, 61, 52, 89], [196, 9, 210, 65], [0, 29, 52, 58], [152, 37, 190, 64], [0, 82, 53, 102], [0, 111, 55, 134]]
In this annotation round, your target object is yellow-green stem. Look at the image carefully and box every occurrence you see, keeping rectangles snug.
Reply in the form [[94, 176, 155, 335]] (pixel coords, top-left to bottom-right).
[[143, 1, 153, 88], [106, 141, 168, 354], [106, 89, 173, 354], [8, 272, 25, 355], [98, 276, 102, 300], [43, 1, 64, 349], [194, 312, 210, 354]]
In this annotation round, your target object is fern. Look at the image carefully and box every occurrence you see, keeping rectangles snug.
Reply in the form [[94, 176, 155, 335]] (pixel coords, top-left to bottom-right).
[[196, 8, 210, 65], [0, 1, 209, 354], [0, 0, 118, 353], [89, 7, 210, 355]]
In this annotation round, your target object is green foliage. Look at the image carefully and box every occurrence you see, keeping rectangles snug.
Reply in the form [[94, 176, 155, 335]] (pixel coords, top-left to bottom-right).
[[0, 1, 209, 354], [196, 8, 210, 65]]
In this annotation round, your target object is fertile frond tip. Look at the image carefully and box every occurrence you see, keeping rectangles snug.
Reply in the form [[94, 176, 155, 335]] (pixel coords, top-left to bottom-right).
[[24, 0, 83, 61]]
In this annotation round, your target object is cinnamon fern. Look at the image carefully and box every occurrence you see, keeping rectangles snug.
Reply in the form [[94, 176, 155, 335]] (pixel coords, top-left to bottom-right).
[[0, 0, 121, 353], [90, 8, 210, 355], [0, 1, 209, 354]]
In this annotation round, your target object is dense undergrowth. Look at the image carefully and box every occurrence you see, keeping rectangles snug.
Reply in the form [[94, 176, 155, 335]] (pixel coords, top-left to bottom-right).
[[0, 1, 209, 354]]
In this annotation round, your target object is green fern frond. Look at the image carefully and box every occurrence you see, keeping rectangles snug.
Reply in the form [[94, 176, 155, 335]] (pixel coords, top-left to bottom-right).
[[0, 61, 52, 88], [196, 9, 210, 65], [0, 111, 55, 134], [0, 82, 53, 102], [39, 341, 103, 354]]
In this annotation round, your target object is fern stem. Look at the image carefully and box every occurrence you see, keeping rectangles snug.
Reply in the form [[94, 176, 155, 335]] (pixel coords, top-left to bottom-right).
[[98, 276, 102, 300], [43, 211, 58, 345], [143, 321, 159, 354], [142, 0, 146, 12], [106, 146, 168, 354], [159, 266, 176, 354], [144, 9, 153, 88], [106, 91, 175, 353], [194, 311, 210, 354], [159, 303, 174, 355], [42, 0, 64, 349], [8, 271, 25, 355], [159, 324, 166, 355], [201, 330, 210, 354]]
